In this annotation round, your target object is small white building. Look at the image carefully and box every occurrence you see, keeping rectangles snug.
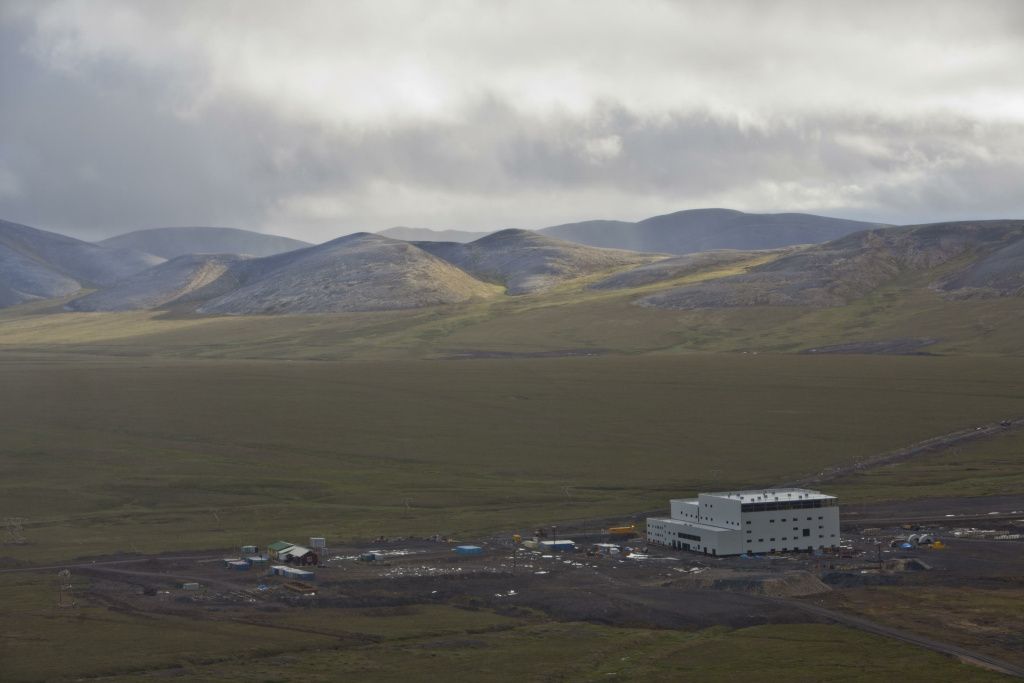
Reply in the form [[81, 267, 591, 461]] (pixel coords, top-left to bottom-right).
[[647, 488, 839, 556]]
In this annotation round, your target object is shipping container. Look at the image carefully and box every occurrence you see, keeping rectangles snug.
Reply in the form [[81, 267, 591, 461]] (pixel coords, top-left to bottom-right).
[[539, 540, 576, 552]]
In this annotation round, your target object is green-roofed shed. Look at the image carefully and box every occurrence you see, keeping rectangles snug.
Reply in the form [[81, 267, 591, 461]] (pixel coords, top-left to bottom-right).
[[268, 540, 294, 559]]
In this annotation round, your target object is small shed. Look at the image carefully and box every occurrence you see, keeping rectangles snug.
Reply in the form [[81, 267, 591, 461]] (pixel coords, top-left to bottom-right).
[[228, 560, 250, 571], [268, 541, 295, 560], [240, 544, 258, 555]]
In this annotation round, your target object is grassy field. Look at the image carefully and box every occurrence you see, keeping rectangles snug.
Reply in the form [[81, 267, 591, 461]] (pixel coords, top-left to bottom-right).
[[0, 570, 1006, 682], [1, 354, 1023, 564], [825, 586, 1024, 669], [2, 257, 1023, 681], [1, 254, 1023, 360], [829, 428, 1024, 502], [73, 622, 1016, 682]]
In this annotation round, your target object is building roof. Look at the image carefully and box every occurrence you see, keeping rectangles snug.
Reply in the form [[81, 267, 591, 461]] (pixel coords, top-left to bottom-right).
[[282, 545, 313, 556], [268, 540, 294, 551], [700, 488, 834, 503]]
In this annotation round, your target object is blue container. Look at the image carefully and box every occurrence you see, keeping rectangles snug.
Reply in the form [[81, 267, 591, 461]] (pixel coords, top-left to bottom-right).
[[454, 545, 484, 555]]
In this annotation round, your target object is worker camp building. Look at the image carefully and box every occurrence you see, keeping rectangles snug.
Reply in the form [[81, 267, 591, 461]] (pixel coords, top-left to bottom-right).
[[647, 488, 839, 556]]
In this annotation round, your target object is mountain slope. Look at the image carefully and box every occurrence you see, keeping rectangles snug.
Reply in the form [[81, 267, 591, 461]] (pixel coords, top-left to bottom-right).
[[640, 220, 1024, 310], [937, 237, 1024, 298], [379, 226, 491, 243], [67, 254, 249, 312], [590, 249, 793, 290], [416, 229, 663, 294], [541, 209, 887, 254], [195, 233, 498, 314], [0, 219, 164, 307], [99, 226, 310, 259]]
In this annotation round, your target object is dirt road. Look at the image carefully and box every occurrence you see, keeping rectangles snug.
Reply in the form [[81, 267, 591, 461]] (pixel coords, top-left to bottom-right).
[[780, 417, 1024, 488], [764, 596, 1024, 678]]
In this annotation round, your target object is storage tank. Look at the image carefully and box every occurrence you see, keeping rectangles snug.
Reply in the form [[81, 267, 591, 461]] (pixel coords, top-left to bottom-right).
[[454, 544, 485, 557]]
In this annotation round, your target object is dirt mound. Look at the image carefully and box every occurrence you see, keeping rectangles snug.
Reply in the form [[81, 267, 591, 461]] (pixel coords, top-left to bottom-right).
[[672, 569, 830, 597], [710, 571, 831, 597], [801, 338, 938, 355]]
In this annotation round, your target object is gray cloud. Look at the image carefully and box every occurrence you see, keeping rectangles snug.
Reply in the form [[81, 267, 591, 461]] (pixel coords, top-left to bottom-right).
[[1, 1, 1023, 242]]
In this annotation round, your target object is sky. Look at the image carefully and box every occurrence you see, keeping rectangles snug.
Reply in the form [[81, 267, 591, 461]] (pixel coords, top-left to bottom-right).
[[1, 1, 1023, 242]]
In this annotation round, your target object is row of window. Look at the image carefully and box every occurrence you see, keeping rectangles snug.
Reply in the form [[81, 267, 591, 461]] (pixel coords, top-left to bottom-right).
[[746, 515, 825, 525], [748, 533, 835, 543], [741, 499, 837, 512]]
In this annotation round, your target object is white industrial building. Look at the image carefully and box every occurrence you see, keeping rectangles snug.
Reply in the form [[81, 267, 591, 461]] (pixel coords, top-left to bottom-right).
[[647, 488, 839, 556]]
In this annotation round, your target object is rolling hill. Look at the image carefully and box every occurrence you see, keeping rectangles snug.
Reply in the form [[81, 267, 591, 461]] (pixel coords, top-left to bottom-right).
[[67, 253, 249, 312], [540, 209, 887, 254], [0, 219, 164, 307], [194, 232, 499, 314], [416, 229, 663, 294], [99, 226, 310, 259], [379, 226, 491, 243], [639, 220, 1024, 309]]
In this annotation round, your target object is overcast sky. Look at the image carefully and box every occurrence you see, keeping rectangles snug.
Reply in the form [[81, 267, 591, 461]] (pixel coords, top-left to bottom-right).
[[2, 1, 1023, 242]]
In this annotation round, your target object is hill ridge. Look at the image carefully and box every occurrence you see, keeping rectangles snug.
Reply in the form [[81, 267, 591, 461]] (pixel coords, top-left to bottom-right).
[[99, 226, 310, 259]]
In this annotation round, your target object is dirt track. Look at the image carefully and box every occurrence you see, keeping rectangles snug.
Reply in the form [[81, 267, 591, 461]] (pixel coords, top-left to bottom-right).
[[763, 596, 1024, 678], [781, 417, 1024, 488]]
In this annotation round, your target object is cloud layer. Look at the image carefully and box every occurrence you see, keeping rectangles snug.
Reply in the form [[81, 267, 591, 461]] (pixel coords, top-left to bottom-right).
[[2, 0, 1023, 241]]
